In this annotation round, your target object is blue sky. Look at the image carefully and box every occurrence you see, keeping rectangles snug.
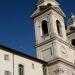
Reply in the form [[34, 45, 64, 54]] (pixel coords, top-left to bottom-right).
[[0, 0, 75, 57]]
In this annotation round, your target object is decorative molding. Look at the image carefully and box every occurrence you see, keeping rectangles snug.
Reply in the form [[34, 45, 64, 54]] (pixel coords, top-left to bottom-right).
[[47, 57, 75, 68], [50, 33, 57, 38], [35, 36, 75, 51], [34, 10, 51, 21], [31, 6, 65, 19], [53, 68, 64, 74], [36, 0, 44, 6], [35, 37, 68, 48]]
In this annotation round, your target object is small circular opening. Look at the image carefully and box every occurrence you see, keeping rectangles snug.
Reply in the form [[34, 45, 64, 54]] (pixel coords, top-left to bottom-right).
[[47, 3, 52, 7], [72, 39, 75, 46]]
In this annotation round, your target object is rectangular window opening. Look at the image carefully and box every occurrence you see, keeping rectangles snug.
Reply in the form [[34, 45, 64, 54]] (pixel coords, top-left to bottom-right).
[[43, 65, 47, 75], [50, 48, 52, 55], [5, 71, 11, 75], [4, 54, 9, 61], [18, 64, 24, 75], [32, 63, 35, 69]]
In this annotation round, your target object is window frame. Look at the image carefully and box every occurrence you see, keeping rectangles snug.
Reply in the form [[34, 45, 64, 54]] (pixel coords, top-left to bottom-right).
[[43, 65, 47, 75], [41, 20, 48, 36], [4, 54, 9, 61], [18, 64, 24, 75], [56, 20, 62, 37], [4, 71, 11, 75]]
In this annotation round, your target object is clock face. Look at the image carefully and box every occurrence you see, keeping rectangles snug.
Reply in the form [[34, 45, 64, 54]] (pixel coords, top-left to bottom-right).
[[60, 46, 68, 58]]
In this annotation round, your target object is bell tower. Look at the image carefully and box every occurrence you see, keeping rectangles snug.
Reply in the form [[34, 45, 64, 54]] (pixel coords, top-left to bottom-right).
[[31, 0, 75, 65], [31, 0, 68, 62], [31, 1, 75, 75]]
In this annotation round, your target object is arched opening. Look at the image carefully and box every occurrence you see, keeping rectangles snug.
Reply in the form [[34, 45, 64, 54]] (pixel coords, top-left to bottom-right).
[[72, 39, 75, 46], [56, 20, 61, 34], [18, 64, 24, 75], [42, 20, 48, 36], [47, 3, 52, 7]]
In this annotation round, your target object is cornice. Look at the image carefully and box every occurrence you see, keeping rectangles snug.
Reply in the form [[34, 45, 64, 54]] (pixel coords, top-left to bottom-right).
[[47, 57, 75, 68], [31, 6, 51, 19], [37, 0, 44, 6], [31, 6, 65, 19], [35, 36, 75, 51], [35, 37, 69, 48]]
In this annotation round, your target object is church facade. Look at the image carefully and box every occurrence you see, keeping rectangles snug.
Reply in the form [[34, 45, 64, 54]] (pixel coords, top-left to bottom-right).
[[0, 0, 75, 75]]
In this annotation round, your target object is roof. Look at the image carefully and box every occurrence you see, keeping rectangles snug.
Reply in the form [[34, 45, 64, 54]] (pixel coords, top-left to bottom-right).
[[67, 30, 75, 35], [31, 5, 66, 19], [0, 44, 47, 65], [67, 14, 75, 25], [37, 0, 59, 6]]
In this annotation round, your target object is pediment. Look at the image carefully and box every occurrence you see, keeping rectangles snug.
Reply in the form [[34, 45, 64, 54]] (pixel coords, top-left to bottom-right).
[[31, 6, 66, 19], [52, 6, 66, 17], [31, 8, 40, 19]]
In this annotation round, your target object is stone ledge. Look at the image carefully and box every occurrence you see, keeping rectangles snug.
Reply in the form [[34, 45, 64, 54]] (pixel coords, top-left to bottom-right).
[[35, 36, 75, 51], [47, 57, 75, 68]]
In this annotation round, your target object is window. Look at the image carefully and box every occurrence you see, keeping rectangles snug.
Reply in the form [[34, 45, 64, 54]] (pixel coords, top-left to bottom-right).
[[4, 54, 9, 60], [72, 39, 75, 46], [56, 20, 61, 34], [50, 48, 52, 55], [4, 71, 11, 75], [32, 63, 35, 69], [43, 65, 47, 75], [18, 64, 24, 75], [42, 20, 48, 36]]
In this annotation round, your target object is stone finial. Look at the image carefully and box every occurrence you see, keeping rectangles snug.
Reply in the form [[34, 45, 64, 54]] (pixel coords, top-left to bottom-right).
[[71, 12, 75, 18]]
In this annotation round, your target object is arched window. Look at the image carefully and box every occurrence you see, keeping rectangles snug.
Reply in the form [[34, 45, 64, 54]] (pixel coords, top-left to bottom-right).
[[42, 20, 48, 36], [18, 64, 24, 75], [72, 39, 75, 46], [56, 20, 61, 34]]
